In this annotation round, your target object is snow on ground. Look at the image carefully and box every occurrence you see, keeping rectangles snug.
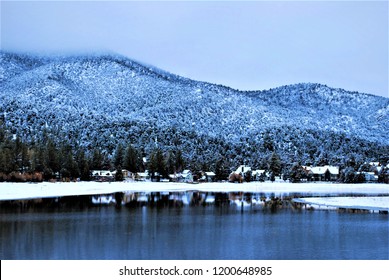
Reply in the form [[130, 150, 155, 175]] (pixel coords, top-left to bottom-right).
[[293, 197, 389, 211], [0, 181, 388, 201]]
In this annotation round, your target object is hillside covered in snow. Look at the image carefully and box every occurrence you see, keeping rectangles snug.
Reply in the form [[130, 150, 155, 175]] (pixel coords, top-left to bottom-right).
[[0, 51, 388, 171]]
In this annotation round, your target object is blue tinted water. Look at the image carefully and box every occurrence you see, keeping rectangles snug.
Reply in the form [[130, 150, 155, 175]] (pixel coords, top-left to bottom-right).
[[0, 206, 388, 260]]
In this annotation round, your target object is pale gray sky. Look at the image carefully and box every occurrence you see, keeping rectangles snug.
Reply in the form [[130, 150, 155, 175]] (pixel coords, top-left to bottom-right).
[[1, 0, 388, 97]]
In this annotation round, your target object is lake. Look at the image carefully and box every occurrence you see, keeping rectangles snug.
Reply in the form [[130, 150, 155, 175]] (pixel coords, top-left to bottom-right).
[[0, 204, 388, 260]]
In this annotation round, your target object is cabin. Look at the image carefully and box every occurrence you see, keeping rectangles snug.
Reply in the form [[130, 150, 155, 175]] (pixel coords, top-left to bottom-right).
[[235, 165, 251, 175], [180, 170, 193, 183], [169, 170, 194, 183], [305, 165, 339, 181], [169, 173, 179, 182], [91, 170, 112, 177], [229, 165, 251, 183], [198, 171, 215, 182], [252, 170, 266, 181], [111, 169, 130, 179], [204, 171, 216, 182], [364, 172, 378, 182], [369, 162, 383, 174], [136, 170, 150, 181], [91, 170, 114, 182]]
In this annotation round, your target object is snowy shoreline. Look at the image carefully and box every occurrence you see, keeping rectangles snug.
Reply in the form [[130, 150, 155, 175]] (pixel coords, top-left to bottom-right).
[[0, 181, 388, 200]]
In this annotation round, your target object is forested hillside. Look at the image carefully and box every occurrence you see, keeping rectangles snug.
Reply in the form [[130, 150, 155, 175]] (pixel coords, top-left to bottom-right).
[[0, 51, 388, 181]]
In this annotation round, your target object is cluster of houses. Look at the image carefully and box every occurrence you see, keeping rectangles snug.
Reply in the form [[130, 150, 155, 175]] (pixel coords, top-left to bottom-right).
[[301, 162, 387, 182], [229, 164, 344, 182], [356, 162, 387, 182], [91, 162, 388, 183], [228, 165, 267, 182], [91, 169, 215, 183]]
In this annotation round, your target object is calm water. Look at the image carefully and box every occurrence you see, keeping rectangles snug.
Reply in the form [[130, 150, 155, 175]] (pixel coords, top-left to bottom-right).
[[0, 205, 388, 260]]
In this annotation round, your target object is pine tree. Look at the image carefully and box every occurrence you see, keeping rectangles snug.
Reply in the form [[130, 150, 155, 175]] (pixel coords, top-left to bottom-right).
[[166, 150, 175, 174], [1, 138, 13, 174], [101, 151, 112, 170], [148, 148, 167, 181], [148, 151, 157, 181], [115, 165, 124, 181], [31, 145, 45, 173], [90, 148, 103, 170], [175, 150, 184, 173], [155, 149, 167, 179], [21, 144, 30, 172], [341, 167, 356, 183], [114, 143, 124, 169], [268, 152, 281, 177], [215, 159, 229, 181], [77, 150, 90, 181], [11, 136, 22, 172], [45, 139, 60, 176], [11, 136, 30, 172], [60, 145, 79, 180], [124, 144, 139, 173], [0, 120, 5, 143], [289, 162, 304, 183], [263, 132, 274, 152]]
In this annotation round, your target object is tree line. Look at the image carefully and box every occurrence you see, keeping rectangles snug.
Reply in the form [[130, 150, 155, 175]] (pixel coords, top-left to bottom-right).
[[0, 121, 387, 183], [0, 124, 281, 183], [0, 122, 188, 182]]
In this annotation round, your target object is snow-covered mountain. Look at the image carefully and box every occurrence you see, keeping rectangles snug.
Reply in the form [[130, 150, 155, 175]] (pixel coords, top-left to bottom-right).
[[1, 51, 388, 169]]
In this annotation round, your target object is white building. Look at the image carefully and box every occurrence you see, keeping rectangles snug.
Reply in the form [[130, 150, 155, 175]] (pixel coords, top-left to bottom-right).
[[235, 165, 251, 174]]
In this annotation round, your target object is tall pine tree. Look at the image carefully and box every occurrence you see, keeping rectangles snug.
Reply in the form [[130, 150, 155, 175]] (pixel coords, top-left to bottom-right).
[[124, 144, 139, 173]]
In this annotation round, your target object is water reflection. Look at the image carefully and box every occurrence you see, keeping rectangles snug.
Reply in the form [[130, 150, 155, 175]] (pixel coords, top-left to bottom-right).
[[0, 205, 388, 260]]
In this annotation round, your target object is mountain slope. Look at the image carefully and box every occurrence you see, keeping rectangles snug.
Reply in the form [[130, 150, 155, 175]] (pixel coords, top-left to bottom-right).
[[0, 51, 388, 169]]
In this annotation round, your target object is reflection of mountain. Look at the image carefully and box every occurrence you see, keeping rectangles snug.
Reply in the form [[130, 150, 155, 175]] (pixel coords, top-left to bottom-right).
[[1, 52, 388, 167]]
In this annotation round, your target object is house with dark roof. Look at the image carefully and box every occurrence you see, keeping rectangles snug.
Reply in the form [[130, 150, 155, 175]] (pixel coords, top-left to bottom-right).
[[304, 165, 339, 181]]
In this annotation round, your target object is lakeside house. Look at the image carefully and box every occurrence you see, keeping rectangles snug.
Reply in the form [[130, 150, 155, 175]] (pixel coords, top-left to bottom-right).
[[252, 170, 267, 181], [136, 171, 149, 181], [204, 171, 216, 182], [181, 170, 193, 183], [369, 162, 384, 174], [111, 169, 130, 179], [229, 165, 268, 182], [235, 165, 251, 175], [167, 170, 194, 183], [228, 165, 250, 183], [303, 165, 339, 181], [91, 170, 113, 177], [198, 171, 216, 182], [91, 170, 114, 181], [361, 172, 378, 182], [93, 169, 130, 181], [169, 173, 180, 182], [368, 162, 389, 183]]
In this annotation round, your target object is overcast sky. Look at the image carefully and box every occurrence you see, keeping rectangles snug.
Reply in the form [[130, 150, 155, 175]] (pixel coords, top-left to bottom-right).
[[1, 0, 388, 97]]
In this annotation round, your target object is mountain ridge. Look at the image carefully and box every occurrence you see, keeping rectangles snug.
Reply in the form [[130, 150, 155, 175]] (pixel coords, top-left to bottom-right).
[[4, 50, 384, 97], [1, 51, 388, 170]]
